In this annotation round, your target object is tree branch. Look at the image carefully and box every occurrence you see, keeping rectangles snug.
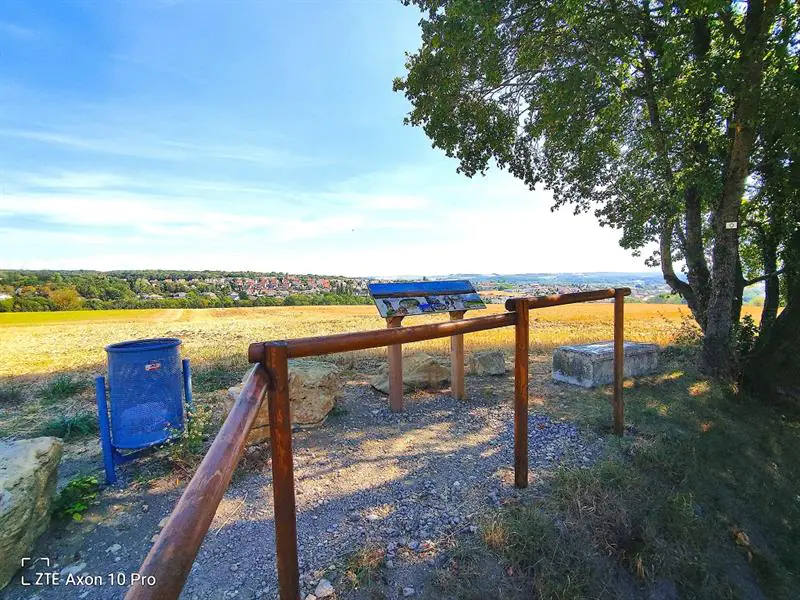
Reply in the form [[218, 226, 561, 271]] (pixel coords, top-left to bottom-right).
[[745, 269, 786, 286], [719, 10, 744, 43]]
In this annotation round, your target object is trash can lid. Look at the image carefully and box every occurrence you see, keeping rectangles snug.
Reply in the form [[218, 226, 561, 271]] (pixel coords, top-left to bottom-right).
[[105, 338, 181, 353]]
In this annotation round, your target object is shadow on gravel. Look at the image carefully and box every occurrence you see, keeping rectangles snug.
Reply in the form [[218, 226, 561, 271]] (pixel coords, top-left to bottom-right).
[[2, 374, 603, 600]]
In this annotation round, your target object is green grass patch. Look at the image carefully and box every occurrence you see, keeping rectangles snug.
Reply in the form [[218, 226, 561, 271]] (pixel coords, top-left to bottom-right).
[[39, 374, 90, 404], [431, 356, 800, 599], [52, 474, 100, 521], [343, 543, 386, 589], [36, 413, 98, 440], [192, 360, 247, 393]]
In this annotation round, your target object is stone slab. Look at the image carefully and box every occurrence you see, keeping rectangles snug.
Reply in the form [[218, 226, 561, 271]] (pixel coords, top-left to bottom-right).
[[552, 341, 659, 388]]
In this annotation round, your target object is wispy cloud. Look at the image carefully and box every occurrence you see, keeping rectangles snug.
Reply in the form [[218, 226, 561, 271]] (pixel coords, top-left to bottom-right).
[[0, 21, 37, 40], [0, 128, 316, 167]]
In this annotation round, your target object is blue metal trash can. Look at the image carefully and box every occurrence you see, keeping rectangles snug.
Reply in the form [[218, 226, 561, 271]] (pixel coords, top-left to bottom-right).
[[96, 337, 193, 483]]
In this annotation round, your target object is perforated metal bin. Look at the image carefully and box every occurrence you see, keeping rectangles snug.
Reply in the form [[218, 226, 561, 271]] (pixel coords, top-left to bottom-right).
[[96, 338, 192, 483]]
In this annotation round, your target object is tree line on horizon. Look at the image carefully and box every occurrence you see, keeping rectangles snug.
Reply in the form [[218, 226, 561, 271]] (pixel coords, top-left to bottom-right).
[[0, 270, 371, 312]]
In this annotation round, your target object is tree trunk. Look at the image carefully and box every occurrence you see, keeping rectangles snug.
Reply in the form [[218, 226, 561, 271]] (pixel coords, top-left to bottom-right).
[[744, 228, 800, 402], [702, 0, 776, 376], [760, 237, 780, 332]]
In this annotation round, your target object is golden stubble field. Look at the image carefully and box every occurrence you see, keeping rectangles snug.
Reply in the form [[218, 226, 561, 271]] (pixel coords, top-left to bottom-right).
[[0, 303, 761, 380]]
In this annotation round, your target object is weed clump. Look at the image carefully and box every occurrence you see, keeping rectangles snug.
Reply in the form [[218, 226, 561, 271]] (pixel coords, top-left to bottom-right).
[[37, 413, 98, 439], [0, 382, 23, 404], [39, 374, 89, 404], [53, 474, 100, 521], [167, 404, 213, 468]]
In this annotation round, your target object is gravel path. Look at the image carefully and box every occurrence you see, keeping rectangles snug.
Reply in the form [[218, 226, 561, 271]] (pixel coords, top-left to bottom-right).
[[2, 361, 606, 600]]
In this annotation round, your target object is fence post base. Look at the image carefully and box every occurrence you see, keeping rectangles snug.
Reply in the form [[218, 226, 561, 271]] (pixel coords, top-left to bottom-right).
[[513, 300, 529, 489]]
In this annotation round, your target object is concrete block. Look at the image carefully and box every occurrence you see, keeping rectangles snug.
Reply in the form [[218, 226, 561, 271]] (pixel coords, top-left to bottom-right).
[[552, 341, 659, 388]]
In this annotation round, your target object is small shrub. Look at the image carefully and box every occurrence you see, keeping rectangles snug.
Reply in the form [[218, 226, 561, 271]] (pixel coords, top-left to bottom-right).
[[52, 474, 100, 521], [168, 404, 213, 467], [734, 314, 759, 359], [37, 413, 98, 439], [39, 374, 89, 404], [0, 382, 23, 404], [344, 543, 386, 588]]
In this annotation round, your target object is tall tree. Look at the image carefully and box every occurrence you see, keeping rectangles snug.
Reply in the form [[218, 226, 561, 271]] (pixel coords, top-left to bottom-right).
[[394, 0, 796, 378]]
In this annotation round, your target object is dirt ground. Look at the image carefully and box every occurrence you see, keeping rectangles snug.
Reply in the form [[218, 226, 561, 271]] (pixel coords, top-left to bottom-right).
[[1, 355, 609, 600]]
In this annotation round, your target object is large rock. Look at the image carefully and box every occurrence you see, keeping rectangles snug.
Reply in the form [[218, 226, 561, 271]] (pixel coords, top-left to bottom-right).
[[370, 353, 450, 394], [228, 360, 343, 445], [552, 341, 659, 388], [467, 350, 507, 376], [0, 437, 62, 589]]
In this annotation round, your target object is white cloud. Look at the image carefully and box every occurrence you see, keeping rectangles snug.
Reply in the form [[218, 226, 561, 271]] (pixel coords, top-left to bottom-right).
[[0, 128, 314, 167], [0, 21, 37, 40], [0, 164, 656, 276]]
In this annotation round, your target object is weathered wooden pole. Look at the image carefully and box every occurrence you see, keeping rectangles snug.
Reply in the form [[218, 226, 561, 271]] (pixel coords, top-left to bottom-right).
[[613, 289, 625, 436], [264, 342, 300, 600], [386, 316, 404, 412], [513, 298, 529, 488], [449, 310, 466, 400]]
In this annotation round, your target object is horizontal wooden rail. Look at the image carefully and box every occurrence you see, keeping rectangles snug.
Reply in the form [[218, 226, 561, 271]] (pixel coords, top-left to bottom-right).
[[125, 364, 270, 600], [248, 311, 518, 362], [129, 287, 631, 600], [504, 288, 630, 311]]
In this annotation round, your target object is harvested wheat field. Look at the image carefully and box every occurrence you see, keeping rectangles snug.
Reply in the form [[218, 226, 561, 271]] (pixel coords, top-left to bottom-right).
[[0, 303, 760, 380]]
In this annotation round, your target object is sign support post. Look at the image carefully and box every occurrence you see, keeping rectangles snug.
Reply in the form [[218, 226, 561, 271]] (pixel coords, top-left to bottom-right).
[[386, 316, 405, 412], [368, 280, 486, 411], [449, 310, 466, 400]]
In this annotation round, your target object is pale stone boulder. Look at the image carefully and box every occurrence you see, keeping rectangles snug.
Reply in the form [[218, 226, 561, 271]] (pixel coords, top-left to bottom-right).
[[552, 341, 659, 388], [370, 353, 450, 394], [228, 360, 343, 445], [467, 350, 507, 376], [0, 437, 62, 590]]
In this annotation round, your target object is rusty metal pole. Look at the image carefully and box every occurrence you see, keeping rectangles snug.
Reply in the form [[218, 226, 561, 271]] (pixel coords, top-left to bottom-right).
[[386, 316, 404, 412], [449, 310, 466, 400], [264, 342, 300, 600], [613, 289, 625, 436], [513, 299, 529, 488]]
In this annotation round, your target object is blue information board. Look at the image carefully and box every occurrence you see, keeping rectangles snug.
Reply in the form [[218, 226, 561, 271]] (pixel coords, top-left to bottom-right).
[[368, 280, 485, 318]]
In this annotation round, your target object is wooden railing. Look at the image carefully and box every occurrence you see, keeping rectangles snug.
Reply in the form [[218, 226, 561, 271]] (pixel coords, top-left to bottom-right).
[[125, 288, 630, 600]]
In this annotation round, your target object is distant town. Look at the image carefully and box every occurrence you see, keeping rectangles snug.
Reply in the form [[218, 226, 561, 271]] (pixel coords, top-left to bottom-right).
[[0, 269, 763, 313]]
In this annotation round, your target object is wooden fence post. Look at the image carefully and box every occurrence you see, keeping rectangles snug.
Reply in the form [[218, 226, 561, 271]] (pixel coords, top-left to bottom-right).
[[264, 342, 300, 600], [386, 316, 404, 412], [514, 299, 529, 488], [613, 289, 625, 436], [450, 310, 466, 400]]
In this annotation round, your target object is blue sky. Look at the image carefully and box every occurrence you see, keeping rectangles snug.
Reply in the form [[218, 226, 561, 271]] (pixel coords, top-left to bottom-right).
[[0, 1, 655, 276]]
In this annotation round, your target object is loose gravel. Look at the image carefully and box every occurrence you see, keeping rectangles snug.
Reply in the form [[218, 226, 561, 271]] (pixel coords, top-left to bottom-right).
[[2, 364, 606, 600]]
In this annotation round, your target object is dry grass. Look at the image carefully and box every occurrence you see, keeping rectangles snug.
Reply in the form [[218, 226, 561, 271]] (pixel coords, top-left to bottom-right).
[[0, 303, 760, 379]]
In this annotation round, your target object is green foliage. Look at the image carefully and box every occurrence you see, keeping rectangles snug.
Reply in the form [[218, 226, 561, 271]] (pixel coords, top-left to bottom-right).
[[168, 404, 213, 467], [52, 474, 100, 521], [645, 293, 685, 304], [734, 314, 759, 359], [37, 413, 98, 440], [39, 374, 89, 404], [395, 0, 799, 373], [0, 269, 372, 312]]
